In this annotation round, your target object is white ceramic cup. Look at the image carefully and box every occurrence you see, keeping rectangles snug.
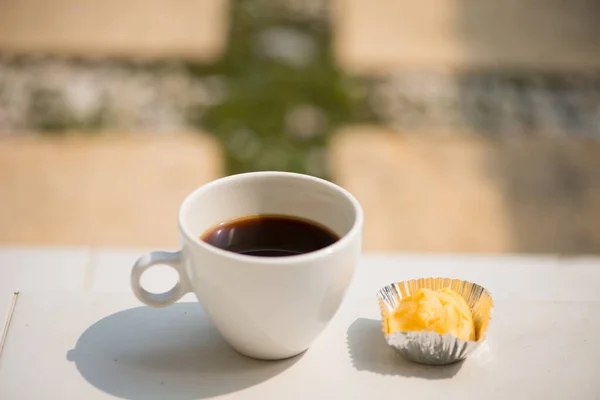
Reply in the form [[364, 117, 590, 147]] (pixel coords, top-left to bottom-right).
[[131, 171, 363, 360]]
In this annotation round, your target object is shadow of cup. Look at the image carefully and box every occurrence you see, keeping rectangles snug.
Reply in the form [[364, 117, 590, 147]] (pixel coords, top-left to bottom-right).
[[346, 318, 463, 379], [66, 303, 302, 400]]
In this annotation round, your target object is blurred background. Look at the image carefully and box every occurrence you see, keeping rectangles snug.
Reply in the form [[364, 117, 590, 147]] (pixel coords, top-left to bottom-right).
[[1, 0, 599, 253]]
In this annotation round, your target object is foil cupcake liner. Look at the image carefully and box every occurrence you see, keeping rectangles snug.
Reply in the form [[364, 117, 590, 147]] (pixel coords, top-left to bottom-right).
[[377, 278, 493, 366]]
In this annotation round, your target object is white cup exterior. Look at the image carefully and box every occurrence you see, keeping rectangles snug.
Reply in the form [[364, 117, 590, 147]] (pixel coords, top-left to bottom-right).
[[131, 171, 363, 360]]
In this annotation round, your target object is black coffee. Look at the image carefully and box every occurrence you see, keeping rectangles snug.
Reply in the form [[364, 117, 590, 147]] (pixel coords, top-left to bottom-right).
[[201, 215, 339, 257]]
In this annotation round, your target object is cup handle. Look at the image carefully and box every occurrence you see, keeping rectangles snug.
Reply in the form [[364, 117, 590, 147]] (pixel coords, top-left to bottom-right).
[[131, 251, 192, 307]]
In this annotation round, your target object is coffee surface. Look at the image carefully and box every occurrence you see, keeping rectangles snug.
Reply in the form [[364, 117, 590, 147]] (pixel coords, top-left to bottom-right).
[[201, 215, 339, 257]]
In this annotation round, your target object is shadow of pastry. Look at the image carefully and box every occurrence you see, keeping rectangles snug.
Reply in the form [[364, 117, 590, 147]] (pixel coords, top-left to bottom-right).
[[66, 302, 302, 400], [346, 318, 463, 379]]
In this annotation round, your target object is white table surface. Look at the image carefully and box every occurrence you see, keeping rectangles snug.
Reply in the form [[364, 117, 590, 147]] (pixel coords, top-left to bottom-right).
[[1, 247, 600, 399]]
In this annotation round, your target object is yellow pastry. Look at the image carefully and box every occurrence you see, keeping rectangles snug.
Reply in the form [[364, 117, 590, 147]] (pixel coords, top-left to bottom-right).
[[385, 288, 476, 341]]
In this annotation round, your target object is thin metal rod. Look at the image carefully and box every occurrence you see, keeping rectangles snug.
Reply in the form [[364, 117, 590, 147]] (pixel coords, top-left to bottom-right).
[[0, 292, 19, 359]]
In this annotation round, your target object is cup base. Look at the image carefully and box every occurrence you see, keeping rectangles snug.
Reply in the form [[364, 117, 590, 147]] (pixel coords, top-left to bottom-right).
[[229, 344, 309, 361]]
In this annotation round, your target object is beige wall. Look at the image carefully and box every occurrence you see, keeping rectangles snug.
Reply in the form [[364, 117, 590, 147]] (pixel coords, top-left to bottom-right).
[[331, 127, 600, 254], [0, 133, 223, 247], [333, 0, 600, 73], [0, 0, 228, 60], [1, 0, 598, 71]]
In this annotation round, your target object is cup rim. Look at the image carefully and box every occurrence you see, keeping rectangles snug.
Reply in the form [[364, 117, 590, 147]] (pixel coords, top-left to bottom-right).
[[178, 171, 363, 265]]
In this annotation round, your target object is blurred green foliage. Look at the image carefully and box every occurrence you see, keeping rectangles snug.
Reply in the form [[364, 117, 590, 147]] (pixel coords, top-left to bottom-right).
[[187, 0, 374, 178]]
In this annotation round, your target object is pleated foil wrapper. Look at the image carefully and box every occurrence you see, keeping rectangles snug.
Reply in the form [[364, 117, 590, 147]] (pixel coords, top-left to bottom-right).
[[377, 278, 494, 366]]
